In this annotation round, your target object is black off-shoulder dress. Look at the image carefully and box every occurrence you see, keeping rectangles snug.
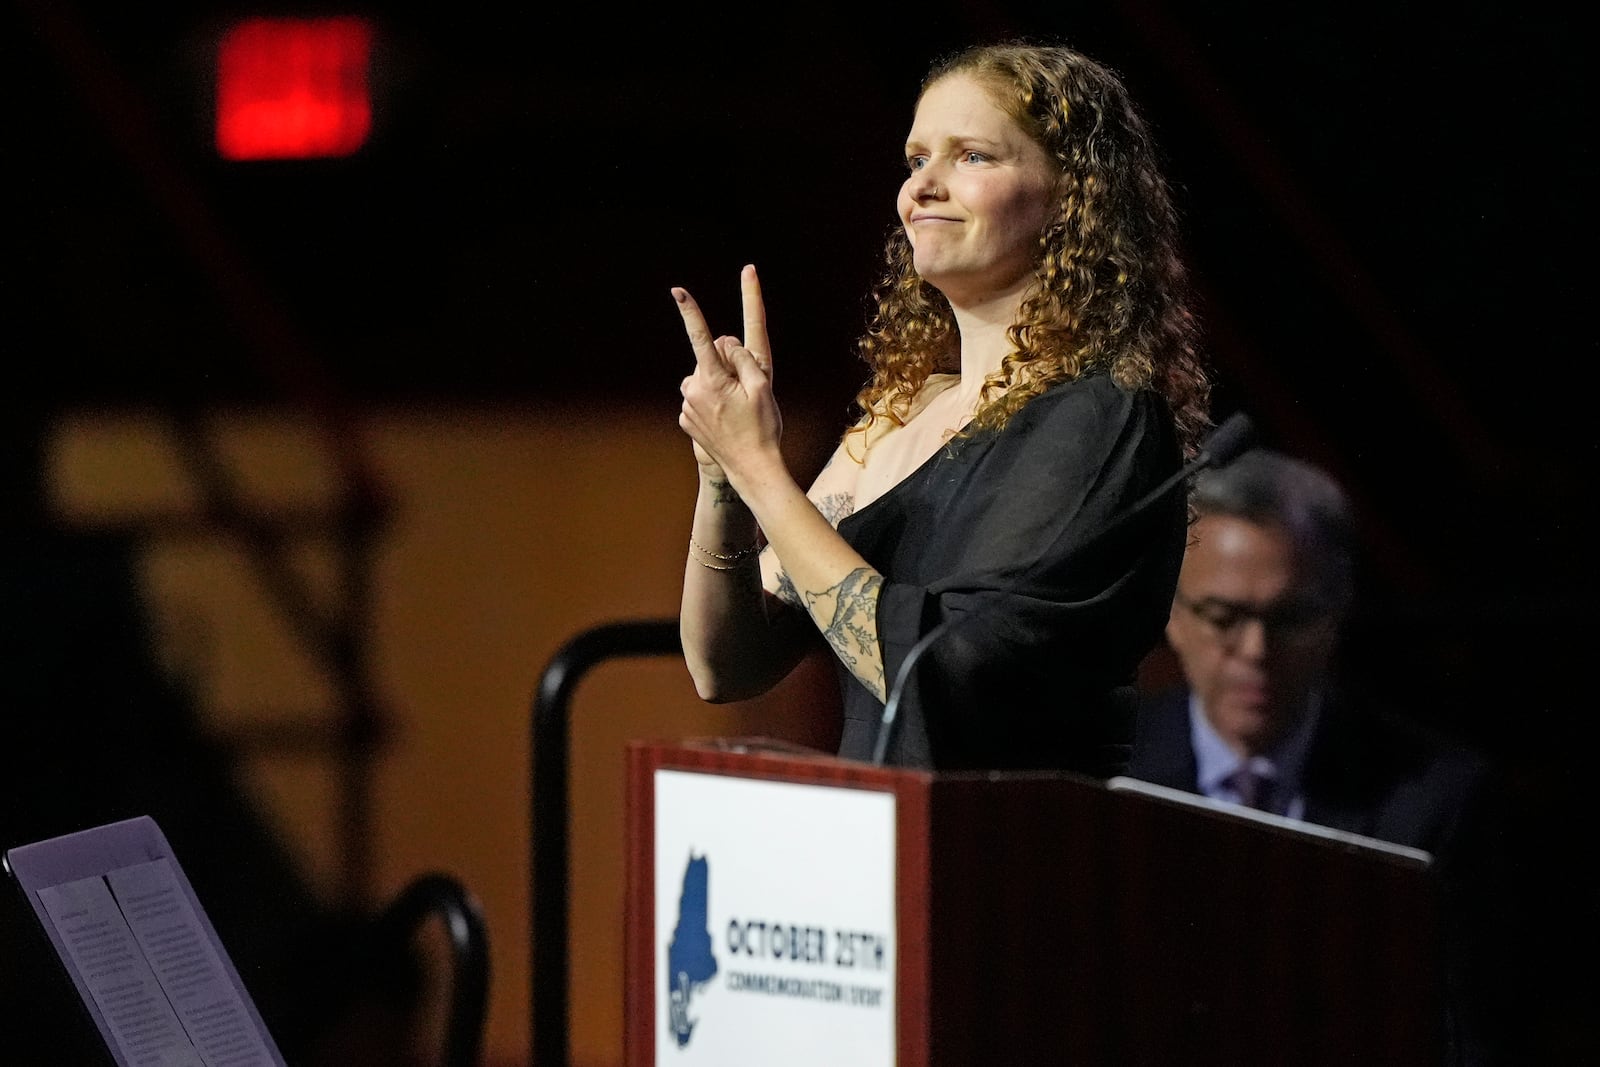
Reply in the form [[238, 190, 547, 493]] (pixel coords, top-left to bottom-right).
[[833, 371, 1185, 774]]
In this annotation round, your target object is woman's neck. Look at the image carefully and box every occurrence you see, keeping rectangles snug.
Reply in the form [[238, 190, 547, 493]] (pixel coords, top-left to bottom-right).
[[948, 292, 1025, 407]]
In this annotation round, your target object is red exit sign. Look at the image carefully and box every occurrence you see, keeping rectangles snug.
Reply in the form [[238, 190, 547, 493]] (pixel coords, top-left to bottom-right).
[[216, 17, 373, 161]]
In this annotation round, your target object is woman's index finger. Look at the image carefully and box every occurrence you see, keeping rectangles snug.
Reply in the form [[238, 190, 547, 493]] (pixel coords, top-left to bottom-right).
[[672, 286, 723, 373]]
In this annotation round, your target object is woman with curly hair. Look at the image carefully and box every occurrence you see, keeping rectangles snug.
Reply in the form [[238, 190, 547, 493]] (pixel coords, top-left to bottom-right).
[[675, 40, 1210, 772]]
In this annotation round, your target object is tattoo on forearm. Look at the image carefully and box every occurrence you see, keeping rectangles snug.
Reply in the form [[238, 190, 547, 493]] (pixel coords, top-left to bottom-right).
[[805, 567, 886, 700], [708, 478, 739, 506], [774, 566, 802, 609], [816, 492, 856, 527]]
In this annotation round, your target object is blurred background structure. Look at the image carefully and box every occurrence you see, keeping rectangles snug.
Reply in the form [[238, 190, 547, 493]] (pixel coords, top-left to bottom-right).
[[6, 1, 1594, 1064]]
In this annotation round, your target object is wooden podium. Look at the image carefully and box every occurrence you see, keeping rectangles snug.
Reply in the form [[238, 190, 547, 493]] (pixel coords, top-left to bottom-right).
[[624, 738, 1445, 1066]]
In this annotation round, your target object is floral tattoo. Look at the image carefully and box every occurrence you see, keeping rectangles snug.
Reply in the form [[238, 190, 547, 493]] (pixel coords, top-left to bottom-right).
[[816, 492, 855, 527], [805, 567, 885, 700]]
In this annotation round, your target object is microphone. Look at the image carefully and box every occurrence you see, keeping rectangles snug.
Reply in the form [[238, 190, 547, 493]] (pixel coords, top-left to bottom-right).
[[869, 411, 1256, 766]]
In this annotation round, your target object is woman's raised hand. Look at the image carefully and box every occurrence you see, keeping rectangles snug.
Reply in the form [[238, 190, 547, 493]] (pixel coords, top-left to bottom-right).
[[674, 265, 783, 488]]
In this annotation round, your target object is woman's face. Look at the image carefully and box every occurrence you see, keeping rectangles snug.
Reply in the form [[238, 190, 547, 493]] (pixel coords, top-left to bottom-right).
[[898, 72, 1058, 308]]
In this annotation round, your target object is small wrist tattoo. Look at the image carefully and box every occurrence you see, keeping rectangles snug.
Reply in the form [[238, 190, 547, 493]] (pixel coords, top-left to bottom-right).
[[708, 478, 740, 506]]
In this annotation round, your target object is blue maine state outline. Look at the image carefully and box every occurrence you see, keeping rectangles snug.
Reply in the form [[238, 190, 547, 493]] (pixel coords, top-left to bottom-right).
[[666, 851, 718, 1048]]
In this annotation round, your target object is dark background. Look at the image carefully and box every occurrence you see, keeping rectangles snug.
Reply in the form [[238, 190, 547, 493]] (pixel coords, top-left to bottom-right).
[[7, 0, 1595, 1040], [12, 0, 1592, 754]]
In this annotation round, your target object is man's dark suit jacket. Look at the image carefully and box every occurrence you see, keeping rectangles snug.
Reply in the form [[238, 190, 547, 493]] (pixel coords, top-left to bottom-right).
[[1129, 686, 1496, 852], [1129, 685, 1522, 1065]]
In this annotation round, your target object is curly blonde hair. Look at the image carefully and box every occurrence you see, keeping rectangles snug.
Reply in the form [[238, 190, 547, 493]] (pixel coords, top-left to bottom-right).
[[852, 40, 1211, 457]]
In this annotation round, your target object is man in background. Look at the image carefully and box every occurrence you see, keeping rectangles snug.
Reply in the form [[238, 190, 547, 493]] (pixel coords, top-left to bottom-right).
[[1129, 446, 1524, 1064]]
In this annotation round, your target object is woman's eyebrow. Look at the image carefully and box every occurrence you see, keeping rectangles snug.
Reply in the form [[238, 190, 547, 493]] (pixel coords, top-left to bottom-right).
[[905, 133, 1006, 152]]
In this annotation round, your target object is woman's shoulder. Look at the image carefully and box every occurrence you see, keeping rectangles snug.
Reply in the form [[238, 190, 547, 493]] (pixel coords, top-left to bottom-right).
[[992, 373, 1179, 480], [846, 373, 964, 458], [1019, 370, 1169, 430]]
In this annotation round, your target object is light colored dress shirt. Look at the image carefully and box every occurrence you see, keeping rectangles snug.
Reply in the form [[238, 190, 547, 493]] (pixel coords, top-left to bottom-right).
[[1187, 693, 1321, 819]]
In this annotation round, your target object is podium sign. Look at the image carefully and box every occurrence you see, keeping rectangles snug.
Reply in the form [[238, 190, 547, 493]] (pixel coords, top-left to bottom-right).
[[653, 769, 896, 1064]]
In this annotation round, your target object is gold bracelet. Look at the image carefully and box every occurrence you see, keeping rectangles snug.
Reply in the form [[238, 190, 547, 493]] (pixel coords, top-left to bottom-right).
[[690, 553, 758, 572], [690, 535, 761, 563]]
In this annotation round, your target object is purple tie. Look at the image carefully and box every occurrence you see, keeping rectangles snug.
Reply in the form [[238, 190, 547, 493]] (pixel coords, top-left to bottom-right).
[[1233, 768, 1279, 814]]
